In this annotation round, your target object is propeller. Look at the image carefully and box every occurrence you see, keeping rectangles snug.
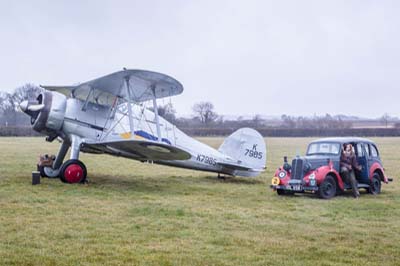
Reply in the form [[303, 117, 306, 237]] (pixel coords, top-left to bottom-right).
[[19, 100, 45, 125], [19, 100, 45, 112]]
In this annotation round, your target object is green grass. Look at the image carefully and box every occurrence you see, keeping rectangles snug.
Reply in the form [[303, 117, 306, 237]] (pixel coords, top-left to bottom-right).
[[0, 137, 399, 266]]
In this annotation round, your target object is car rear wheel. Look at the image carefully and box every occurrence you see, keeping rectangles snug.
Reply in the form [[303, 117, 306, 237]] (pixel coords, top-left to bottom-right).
[[368, 173, 381, 195], [318, 175, 337, 199]]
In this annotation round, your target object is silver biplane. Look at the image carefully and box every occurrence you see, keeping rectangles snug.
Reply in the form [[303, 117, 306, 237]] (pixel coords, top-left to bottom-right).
[[20, 69, 266, 183]]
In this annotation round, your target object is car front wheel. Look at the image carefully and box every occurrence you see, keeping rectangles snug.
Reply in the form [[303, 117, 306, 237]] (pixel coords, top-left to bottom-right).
[[318, 175, 337, 199]]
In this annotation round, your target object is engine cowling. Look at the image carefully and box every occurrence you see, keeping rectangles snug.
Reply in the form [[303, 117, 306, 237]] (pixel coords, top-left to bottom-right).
[[20, 91, 67, 134]]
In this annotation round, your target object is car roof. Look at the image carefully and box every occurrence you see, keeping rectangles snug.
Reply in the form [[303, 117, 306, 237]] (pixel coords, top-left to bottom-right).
[[310, 137, 376, 145]]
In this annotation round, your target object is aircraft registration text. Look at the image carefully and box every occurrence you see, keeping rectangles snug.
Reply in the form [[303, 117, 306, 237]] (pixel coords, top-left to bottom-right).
[[196, 154, 217, 166]]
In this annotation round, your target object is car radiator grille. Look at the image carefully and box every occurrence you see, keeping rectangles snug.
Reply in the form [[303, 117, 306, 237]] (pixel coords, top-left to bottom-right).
[[291, 158, 304, 180]]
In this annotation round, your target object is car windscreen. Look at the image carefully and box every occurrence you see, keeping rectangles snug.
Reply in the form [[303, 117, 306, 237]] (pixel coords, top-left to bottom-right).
[[307, 142, 340, 155]]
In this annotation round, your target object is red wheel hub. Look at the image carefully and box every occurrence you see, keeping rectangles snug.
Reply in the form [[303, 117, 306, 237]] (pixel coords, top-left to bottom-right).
[[64, 164, 84, 183]]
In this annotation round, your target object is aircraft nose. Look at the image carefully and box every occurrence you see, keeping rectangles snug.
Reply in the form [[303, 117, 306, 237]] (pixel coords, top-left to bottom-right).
[[19, 100, 45, 113], [19, 100, 29, 112]]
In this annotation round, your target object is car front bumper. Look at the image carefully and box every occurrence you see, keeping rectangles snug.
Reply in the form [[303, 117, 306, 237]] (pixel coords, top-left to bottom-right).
[[270, 184, 319, 193]]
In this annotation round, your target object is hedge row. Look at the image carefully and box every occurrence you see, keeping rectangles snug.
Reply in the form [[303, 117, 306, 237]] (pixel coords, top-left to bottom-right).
[[180, 127, 400, 137], [0, 126, 40, 136], [1, 126, 400, 137]]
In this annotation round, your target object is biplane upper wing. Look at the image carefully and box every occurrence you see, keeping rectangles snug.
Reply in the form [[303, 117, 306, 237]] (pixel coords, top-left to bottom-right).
[[40, 86, 76, 96], [42, 69, 183, 103], [81, 138, 192, 161]]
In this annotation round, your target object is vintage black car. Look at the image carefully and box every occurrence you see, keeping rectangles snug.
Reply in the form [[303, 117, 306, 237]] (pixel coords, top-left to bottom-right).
[[270, 137, 393, 199]]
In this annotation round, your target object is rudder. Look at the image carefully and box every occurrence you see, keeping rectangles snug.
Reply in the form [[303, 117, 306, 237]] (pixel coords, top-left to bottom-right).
[[218, 128, 266, 172]]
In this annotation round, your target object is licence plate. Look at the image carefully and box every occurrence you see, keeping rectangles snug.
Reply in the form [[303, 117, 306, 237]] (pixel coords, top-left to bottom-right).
[[288, 185, 302, 191]]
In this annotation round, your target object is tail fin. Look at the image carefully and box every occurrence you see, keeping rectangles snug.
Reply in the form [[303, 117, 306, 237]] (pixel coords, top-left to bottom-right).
[[218, 128, 266, 176]]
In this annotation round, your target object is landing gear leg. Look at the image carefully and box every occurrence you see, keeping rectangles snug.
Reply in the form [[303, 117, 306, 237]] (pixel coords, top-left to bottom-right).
[[59, 135, 87, 184], [218, 173, 225, 180]]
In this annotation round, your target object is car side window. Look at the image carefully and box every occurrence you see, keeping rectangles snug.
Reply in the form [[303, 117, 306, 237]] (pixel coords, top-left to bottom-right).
[[364, 144, 370, 157], [356, 143, 364, 157], [370, 144, 379, 157]]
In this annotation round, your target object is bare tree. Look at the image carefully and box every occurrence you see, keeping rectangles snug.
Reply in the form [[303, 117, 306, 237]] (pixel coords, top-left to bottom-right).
[[12, 83, 42, 104], [252, 114, 265, 128], [281, 114, 296, 128], [192, 101, 218, 125], [157, 102, 177, 122], [381, 113, 390, 128], [0, 83, 42, 126], [0, 92, 16, 126], [0, 92, 8, 113]]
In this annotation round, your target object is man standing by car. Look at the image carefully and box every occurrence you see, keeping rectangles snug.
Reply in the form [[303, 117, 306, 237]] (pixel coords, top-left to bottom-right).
[[340, 143, 362, 198]]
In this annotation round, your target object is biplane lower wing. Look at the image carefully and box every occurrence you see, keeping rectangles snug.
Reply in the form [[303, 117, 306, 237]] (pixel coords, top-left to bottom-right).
[[81, 139, 192, 161]]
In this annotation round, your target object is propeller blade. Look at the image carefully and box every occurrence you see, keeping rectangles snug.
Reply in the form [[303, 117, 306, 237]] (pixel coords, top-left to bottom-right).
[[27, 104, 45, 112], [19, 100, 44, 112]]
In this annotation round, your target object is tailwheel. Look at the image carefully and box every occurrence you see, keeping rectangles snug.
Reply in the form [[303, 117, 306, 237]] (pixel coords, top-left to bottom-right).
[[60, 159, 87, 184]]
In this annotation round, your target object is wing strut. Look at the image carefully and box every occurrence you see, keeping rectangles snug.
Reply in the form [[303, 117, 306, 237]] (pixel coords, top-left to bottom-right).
[[152, 85, 162, 142], [125, 76, 134, 139]]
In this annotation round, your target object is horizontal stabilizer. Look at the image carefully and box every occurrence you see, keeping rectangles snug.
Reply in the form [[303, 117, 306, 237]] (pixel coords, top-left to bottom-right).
[[217, 162, 252, 171]]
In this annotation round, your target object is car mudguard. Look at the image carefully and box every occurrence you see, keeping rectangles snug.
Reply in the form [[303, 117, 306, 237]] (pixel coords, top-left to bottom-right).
[[369, 162, 388, 183]]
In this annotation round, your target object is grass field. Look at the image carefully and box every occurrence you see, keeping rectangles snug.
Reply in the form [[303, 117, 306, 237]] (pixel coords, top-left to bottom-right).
[[0, 137, 399, 266]]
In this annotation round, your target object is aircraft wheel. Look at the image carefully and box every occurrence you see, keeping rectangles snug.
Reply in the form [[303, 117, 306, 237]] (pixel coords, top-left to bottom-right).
[[60, 159, 87, 184], [318, 175, 336, 199], [368, 173, 381, 195]]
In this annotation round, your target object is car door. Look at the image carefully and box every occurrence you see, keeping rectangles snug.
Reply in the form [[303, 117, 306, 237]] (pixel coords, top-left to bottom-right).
[[355, 142, 369, 182]]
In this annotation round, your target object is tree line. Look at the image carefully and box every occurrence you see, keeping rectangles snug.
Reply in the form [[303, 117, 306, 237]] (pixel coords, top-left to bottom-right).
[[0, 84, 43, 127], [1, 84, 399, 136]]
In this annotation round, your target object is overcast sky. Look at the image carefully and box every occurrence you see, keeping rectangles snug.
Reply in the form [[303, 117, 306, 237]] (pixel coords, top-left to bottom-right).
[[0, 0, 399, 118]]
